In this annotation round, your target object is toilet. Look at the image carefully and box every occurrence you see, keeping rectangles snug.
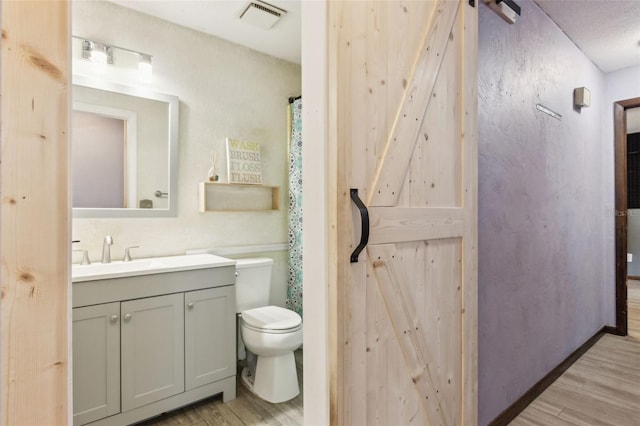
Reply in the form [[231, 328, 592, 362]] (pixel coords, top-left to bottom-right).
[[235, 257, 302, 403]]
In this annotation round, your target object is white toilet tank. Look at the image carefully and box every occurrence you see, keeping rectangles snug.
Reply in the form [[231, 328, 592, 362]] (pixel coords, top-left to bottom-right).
[[235, 257, 274, 313]]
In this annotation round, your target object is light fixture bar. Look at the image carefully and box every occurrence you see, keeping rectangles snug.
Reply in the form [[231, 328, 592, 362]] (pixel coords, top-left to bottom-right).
[[75, 36, 151, 60], [76, 36, 153, 82]]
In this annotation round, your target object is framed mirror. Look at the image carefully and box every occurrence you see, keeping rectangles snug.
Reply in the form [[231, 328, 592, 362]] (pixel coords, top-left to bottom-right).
[[72, 75, 179, 218]]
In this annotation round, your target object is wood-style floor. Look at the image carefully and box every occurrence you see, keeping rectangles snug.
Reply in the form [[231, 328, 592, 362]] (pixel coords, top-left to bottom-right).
[[628, 279, 640, 339], [509, 334, 640, 425], [138, 350, 303, 426]]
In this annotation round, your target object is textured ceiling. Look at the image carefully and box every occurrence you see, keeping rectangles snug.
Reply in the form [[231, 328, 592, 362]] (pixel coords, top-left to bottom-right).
[[106, 1, 640, 72], [535, 0, 640, 73], [109, 0, 301, 64]]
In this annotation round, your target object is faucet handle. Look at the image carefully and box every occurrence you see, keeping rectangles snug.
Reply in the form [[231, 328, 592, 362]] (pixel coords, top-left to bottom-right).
[[72, 249, 91, 265], [123, 246, 140, 262]]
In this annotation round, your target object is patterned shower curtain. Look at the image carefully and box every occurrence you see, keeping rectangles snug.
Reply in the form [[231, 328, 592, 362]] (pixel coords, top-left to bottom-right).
[[286, 97, 303, 317]]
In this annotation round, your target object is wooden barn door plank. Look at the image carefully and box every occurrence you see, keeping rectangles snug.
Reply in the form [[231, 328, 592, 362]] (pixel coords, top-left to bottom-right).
[[369, 207, 464, 244], [369, 244, 449, 425], [368, 0, 460, 207]]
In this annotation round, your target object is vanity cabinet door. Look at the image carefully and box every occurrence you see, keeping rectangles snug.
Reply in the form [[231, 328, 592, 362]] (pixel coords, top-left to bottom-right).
[[73, 302, 121, 426], [185, 286, 236, 390], [121, 293, 184, 412]]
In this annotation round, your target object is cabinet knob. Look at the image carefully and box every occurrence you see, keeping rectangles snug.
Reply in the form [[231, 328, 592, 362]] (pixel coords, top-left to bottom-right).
[[124, 313, 132, 322], [110, 315, 119, 323], [187, 303, 194, 310]]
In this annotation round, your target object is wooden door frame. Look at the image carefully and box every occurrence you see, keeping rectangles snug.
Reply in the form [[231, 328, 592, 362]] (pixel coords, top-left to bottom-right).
[[614, 97, 640, 336], [1, 1, 71, 424], [300, 1, 331, 424], [3, 1, 333, 424]]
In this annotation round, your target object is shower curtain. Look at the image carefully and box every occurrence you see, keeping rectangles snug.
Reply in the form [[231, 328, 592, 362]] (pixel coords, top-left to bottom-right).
[[286, 97, 303, 317]]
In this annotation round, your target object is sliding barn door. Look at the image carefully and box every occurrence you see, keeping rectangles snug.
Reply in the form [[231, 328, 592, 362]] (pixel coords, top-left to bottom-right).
[[331, 0, 477, 424]]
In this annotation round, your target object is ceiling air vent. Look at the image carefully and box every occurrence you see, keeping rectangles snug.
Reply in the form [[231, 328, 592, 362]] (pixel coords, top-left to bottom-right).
[[238, 0, 287, 30]]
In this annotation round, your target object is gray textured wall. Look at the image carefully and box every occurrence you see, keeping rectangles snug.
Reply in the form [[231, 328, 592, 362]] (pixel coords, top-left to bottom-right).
[[478, 1, 609, 423]]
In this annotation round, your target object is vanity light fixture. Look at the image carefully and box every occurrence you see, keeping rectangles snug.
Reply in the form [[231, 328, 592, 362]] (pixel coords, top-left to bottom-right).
[[82, 40, 113, 64], [77, 36, 153, 82], [138, 53, 153, 83]]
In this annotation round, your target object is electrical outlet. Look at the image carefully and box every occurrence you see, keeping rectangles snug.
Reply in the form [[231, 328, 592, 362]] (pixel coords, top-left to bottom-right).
[[628, 253, 633, 263]]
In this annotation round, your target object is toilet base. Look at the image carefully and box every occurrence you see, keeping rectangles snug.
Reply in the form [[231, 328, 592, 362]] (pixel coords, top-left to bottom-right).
[[240, 351, 299, 403]]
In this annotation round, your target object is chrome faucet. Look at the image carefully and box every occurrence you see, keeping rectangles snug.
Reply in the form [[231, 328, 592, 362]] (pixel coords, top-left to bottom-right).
[[73, 249, 92, 265], [101, 235, 114, 263], [72, 240, 91, 265], [123, 246, 139, 262]]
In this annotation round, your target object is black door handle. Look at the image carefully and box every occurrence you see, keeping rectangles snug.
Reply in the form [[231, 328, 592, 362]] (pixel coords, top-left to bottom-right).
[[350, 188, 370, 263]]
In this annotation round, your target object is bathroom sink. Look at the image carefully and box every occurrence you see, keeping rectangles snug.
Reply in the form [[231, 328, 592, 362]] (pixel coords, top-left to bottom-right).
[[72, 253, 236, 282]]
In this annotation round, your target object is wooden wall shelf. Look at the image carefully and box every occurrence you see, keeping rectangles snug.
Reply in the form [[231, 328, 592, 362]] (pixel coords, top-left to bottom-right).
[[198, 182, 280, 212]]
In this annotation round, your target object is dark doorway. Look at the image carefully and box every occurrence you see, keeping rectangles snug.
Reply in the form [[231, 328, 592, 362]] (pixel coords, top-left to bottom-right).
[[614, 97, 640, 335]]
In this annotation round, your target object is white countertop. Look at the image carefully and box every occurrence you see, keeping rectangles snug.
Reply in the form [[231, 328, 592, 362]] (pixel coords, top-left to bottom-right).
[[72, 253, 236, 282]]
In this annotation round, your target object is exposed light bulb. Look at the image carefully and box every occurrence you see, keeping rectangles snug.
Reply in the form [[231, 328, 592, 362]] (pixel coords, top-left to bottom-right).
[[82, 40, 112, 74], [90, 50, 108, 64], [138, 54, 152, 83]]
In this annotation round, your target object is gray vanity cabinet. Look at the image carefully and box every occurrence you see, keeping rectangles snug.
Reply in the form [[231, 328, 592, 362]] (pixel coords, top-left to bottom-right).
[[72, 302, 121, 426], [72, 265, 237, 426], [121, 293, 185, 412], [185, 286, 236, 390]]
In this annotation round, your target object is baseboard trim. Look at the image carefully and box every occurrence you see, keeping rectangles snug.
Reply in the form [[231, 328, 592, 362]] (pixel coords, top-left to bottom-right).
[[602, 325, 622, 336], [489, 326, 613, 426]]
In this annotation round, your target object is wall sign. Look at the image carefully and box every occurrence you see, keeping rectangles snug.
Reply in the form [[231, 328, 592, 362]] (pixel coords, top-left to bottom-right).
[[225, 138, 263, 184]]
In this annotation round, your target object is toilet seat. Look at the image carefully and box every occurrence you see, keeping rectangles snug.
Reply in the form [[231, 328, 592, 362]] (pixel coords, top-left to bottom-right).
[[241, 306, 302, 334], [242, 322, 303, 334]]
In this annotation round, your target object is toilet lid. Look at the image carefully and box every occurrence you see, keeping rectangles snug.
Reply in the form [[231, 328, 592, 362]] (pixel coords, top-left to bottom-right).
[[241, 306, 302, 331]]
